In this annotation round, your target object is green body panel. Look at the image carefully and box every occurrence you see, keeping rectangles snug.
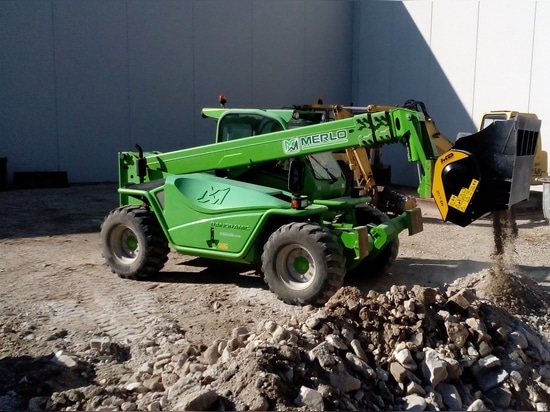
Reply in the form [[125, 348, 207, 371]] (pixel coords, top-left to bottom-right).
[[119, 173, 330, 264], [406, 119, 436, 198], [117, 107, 429, 267], [339, 228, 371, 270], [163, 173, 286, 253]]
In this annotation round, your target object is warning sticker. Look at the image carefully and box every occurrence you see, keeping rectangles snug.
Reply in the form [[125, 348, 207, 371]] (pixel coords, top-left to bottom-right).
[[448, 179, 479, 212]]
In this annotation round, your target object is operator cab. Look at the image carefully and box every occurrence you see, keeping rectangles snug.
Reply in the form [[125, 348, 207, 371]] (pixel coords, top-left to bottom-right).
[[201, 107, 347, 198], [217, 113, 283, 142]]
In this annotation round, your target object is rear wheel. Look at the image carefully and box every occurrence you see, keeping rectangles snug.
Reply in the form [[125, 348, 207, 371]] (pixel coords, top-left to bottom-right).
[[348, 206, 399, 278], [100, 206, 169, 280], [261, 222, 346, 306]]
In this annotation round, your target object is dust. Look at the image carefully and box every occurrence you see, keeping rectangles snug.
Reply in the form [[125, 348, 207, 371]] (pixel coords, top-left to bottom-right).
[[491, 208, 518, 272], [479, 208, 549, 315]]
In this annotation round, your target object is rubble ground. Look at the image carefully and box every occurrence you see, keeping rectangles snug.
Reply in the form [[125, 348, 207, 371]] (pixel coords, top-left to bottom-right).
[[1, 183, 550, 411]]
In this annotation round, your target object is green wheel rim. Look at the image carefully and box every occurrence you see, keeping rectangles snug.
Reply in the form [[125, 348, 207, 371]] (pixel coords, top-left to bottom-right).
[[275, 244, 316, 290], [110, 225, 140, 264]]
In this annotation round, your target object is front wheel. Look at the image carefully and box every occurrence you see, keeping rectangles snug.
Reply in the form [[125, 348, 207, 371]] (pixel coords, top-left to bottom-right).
[[261, 222, 346, 306], [100, 206, 169, 280]]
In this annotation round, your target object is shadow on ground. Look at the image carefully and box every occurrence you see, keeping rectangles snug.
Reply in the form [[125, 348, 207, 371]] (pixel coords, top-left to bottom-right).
[[146, 258, 266, 290]]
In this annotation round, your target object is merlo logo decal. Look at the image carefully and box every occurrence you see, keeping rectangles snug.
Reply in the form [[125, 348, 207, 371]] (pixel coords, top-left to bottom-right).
[[283, 138, 300, 154], [283, 130, 347, 154]]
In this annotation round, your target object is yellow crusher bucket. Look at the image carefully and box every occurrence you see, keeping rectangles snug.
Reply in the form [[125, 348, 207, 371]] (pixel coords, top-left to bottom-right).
[[432, 114, 542, 227]]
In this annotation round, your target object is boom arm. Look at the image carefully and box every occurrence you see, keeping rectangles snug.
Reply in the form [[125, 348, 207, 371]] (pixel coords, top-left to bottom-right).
[[120, 108, 435, 195]]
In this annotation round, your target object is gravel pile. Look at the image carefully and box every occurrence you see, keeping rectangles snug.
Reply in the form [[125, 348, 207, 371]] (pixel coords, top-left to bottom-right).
[[2, 273, 550, 411]]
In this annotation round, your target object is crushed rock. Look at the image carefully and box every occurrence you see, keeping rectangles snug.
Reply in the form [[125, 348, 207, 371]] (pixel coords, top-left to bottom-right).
[[2, 272, 550, 411]]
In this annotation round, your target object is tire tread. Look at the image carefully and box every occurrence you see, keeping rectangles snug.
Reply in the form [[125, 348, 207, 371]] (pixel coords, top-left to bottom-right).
[[261, 222, 346, 306], [100, 206, 169, 280]]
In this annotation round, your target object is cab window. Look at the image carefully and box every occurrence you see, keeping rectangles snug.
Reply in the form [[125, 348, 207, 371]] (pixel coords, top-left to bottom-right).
[[218, 114, 283, 142]]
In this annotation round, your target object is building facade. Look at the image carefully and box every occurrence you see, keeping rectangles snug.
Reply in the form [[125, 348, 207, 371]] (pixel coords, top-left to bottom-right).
[[1, 1, 548, 186]]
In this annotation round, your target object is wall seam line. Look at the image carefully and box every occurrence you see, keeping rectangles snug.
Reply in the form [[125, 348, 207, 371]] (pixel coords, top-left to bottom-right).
[[250, 1, 253, 104], [51, 0, 61, 171], [527, 1, 537, 113], [427, 1, 433, 108], [471, 1, 480, 120], [191, 0, 196, 146], [125, 0, 132, 148]]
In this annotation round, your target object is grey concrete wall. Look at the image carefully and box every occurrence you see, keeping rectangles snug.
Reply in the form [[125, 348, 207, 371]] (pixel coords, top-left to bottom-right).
[[0, 0, 353, 183]]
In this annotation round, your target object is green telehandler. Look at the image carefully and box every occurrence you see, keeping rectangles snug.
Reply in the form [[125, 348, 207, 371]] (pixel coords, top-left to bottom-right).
[[100, 106, 540, 305]]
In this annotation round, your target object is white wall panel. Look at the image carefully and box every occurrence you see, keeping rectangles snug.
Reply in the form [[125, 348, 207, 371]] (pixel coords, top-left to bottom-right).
[[193, 0, 353, 145], [251, 1, 307, 108], [54, 0, 130, 182], [390, 2, 432, 102], [355, 2, 435, 104], [473, 1, 536, 119], [192, 0, 254, 144], [356, 2, 438, 186], [383, 2, 433, 185], [428, 2, 478, 139], [127, 1, 194, 152], [302, 1, 353, 104], [353, 2, 393, 104], [529, 1, 550, 155], [0, 1, 57, 177]]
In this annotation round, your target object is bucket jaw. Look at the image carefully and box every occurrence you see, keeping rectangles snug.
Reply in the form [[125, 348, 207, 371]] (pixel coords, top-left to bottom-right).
[[432, 115, 541, 227]]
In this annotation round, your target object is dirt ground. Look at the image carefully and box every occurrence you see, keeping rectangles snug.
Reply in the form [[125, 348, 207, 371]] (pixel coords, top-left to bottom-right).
[[1, 183, 549, 408]]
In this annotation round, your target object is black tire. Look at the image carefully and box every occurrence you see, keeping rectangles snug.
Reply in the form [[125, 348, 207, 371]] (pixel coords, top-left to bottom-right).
[[100, 206, 169, 280], [261, 222, 346, 306], [347, 206, 399, 278]]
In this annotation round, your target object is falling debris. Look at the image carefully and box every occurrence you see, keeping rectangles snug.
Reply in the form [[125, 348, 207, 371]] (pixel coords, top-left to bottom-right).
[[491, 208, 518, 273]]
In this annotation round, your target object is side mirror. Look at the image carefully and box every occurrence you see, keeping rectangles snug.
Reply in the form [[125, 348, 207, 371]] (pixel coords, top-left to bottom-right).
[[288, 158, 305, 194]]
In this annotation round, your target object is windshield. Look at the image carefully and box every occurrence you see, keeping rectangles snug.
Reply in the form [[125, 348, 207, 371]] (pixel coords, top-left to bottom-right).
[[218, 114, 283, 141], [307, 152, 343, 181]]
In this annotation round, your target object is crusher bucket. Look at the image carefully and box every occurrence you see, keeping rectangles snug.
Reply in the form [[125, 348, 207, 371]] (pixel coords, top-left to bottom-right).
[[432, 114, 542, 227]]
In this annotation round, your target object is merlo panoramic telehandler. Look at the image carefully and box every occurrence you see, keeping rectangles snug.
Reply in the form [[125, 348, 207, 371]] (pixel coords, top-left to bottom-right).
[[100, 106, 540, 305]]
